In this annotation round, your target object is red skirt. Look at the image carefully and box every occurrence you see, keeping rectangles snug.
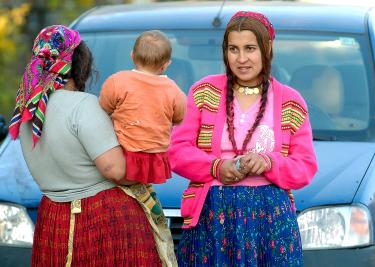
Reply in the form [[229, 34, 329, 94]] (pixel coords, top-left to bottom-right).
[[124, 150, 171, 184], [31, 187, 162, 267]]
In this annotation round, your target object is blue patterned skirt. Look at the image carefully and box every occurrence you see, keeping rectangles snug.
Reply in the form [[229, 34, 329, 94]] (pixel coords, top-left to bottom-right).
[[177, 185, 303, 267]]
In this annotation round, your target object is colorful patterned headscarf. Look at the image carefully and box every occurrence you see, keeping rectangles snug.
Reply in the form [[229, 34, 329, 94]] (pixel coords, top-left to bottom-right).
[[9, 25, 81, 146], [230, 11, 275, 41]]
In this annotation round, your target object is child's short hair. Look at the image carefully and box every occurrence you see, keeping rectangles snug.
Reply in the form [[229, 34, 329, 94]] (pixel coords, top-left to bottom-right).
[[133, 30, 172, 70]]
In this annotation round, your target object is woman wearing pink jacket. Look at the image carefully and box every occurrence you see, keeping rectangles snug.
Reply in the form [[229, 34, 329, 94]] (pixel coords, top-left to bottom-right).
[[169, 11, 318, 266]]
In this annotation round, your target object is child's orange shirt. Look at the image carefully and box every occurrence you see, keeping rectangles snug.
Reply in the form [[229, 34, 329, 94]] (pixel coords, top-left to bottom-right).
[[99, 70, 186, 152]]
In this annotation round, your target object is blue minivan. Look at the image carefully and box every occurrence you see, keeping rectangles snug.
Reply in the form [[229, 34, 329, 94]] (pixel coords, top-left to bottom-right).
[[1, 1, 375, 266]]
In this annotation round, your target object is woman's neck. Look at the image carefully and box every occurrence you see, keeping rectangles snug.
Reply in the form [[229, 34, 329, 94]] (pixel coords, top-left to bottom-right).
[[236, 77, 263, 87], [64, 79, 76, 91]]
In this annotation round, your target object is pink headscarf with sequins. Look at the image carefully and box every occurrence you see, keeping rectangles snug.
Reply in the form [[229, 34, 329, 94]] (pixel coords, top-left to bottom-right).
[[9, 25, 81, 146]]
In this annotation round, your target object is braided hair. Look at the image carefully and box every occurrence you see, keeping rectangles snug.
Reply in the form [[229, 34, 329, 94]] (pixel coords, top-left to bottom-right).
[[68, 41, 93, 92], [222, 16, 273, 156]]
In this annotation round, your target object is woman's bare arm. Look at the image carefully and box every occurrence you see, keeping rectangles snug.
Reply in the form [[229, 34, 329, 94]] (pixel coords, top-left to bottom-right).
[[94, 146, 135, 185]]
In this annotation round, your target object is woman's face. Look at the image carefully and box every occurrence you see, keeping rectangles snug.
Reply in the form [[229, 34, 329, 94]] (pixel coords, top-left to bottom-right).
[[227, 30, 263, 86]]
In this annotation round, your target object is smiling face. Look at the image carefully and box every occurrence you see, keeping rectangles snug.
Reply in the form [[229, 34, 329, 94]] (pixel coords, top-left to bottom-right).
[[227, 30, 263, 86]]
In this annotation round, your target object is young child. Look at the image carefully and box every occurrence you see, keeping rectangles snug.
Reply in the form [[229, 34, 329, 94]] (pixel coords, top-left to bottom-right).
[[99, 30, 186, 221]]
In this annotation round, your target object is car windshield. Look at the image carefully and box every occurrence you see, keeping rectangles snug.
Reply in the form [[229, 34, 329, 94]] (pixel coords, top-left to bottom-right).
[[82, 30, 375, 142]]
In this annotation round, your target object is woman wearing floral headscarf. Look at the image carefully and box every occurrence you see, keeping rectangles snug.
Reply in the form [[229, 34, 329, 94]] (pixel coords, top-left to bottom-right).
[[9, 25, 174, 267], [170, 11, 318, 266]]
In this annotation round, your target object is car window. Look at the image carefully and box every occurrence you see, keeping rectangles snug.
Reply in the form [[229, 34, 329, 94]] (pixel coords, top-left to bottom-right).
[[82, 30, 375, 142], [82, 30, 224, 95], [273, 33, 374, 141]]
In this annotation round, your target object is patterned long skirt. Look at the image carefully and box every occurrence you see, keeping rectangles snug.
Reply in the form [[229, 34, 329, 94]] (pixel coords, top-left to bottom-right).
[[177, 185, 303, 267], [31, 187, 162, 267]]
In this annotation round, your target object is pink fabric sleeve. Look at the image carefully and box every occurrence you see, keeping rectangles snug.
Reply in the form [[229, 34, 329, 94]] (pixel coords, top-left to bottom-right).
[[264, 107, 317, 190], [169, 86, 217, 183]]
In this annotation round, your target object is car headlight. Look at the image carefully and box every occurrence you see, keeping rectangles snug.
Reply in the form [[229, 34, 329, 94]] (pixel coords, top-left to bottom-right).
[[297, 205, 372, 250], [0, 203, 34, 247]]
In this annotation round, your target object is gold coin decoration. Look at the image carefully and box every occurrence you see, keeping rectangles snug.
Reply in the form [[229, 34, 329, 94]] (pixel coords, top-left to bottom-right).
[[235, 85, 261, 95]]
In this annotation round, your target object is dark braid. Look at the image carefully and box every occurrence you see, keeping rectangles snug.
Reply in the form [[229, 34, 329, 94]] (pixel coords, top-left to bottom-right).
[[225, 79, 270, 156], [69, 41, 93, 92], [241, 80, 269, 153], [225, 71, 239, 155]]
